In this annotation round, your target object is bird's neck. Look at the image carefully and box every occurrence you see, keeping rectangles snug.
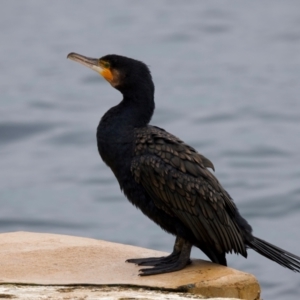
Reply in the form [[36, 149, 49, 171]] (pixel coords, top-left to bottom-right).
[[121, 86, 155, 127], [101, 85, 155, 129], [97, 86, 154, 178]]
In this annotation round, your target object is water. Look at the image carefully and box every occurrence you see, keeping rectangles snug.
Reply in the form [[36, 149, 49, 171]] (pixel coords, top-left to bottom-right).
[[1, 1, 300, 298]]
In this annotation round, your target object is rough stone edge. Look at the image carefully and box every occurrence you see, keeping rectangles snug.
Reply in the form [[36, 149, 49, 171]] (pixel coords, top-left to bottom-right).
[[189, 273, 261, 300], [0, 284, 245, 300]]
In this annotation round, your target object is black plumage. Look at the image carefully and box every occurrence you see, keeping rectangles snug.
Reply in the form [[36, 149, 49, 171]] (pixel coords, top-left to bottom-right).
[[67, 52, 300, 275]]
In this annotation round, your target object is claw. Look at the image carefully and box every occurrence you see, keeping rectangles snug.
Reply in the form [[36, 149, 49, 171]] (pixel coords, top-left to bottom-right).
[[127, 237, 192, 276]]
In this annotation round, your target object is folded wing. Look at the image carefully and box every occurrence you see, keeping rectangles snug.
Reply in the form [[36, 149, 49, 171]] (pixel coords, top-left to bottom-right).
[[131, 125, 246, 256]]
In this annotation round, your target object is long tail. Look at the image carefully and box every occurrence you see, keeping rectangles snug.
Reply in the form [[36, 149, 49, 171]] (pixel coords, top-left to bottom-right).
[[247, 236, 300, 272]]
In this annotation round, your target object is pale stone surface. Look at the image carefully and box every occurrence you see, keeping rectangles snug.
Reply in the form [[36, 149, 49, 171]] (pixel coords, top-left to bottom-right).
[[0, 232, 260, 300]]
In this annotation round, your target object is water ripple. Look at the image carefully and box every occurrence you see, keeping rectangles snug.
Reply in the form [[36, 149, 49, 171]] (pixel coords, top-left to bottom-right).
[[0, 122, 55, 145]]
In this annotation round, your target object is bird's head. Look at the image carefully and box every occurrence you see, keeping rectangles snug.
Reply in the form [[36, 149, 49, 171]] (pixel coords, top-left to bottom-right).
[[67, 52, 153, 94]]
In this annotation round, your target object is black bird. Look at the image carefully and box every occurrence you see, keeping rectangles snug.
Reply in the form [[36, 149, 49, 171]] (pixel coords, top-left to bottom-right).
[[67, 52, 300, 276]]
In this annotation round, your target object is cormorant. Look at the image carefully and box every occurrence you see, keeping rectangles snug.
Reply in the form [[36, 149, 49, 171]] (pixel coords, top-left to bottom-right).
[[67, 52, 300, 276]]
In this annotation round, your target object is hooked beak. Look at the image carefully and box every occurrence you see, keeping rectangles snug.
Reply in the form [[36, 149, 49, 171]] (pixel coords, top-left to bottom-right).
[[67, 52, 103, 73]]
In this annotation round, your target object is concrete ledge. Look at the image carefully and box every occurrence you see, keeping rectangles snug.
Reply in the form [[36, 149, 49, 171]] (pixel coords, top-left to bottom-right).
[[0, 232, 260, 299]]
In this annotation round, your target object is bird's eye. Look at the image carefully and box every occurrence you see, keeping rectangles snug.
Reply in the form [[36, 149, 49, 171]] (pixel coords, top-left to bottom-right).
[[100, 60, 110, 69]]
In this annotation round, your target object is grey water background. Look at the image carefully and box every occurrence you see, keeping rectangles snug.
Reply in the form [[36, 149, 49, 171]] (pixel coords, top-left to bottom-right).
[[1, 0, 300, 298]]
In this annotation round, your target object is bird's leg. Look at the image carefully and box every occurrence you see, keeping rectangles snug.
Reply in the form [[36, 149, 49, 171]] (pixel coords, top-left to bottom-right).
[[126, 236, 185, 266], [139, 239, 192, 276]]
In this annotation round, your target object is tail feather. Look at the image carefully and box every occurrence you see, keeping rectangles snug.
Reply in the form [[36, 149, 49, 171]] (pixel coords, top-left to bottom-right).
[[248, 236, 300, 272]]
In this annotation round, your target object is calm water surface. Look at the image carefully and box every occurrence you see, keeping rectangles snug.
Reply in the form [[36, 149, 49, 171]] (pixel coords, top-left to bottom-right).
[[1, 1, 300, 299]]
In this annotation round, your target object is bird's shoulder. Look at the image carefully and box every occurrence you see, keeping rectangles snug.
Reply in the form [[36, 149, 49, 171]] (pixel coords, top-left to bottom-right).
[[133, 125, 215, 175]]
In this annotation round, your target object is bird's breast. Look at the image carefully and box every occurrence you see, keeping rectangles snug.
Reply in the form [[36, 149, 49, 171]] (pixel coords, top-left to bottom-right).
[[97, 126, 134, 179]]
